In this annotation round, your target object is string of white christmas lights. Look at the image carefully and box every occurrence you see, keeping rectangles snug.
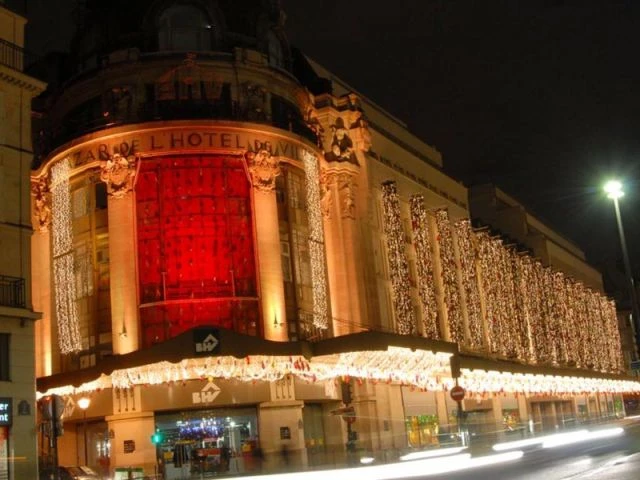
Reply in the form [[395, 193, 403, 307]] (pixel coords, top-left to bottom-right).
[[302, 151, 329, 329], [434, 209, 464, 343], [37, 348, 640, 398], [409, 195, 440, 339], [454, 220, 483, 349], [51, 159, 82, 354], [381, 181, 416, 335]]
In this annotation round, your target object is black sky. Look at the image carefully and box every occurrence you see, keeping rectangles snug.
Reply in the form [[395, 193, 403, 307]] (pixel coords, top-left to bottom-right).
[[281, 0, 640, 278], [14, 0, 640, 279]]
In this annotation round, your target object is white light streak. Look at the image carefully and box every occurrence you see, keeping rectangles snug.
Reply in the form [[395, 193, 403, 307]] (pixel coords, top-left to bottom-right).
[[400, 446, 467, 461]]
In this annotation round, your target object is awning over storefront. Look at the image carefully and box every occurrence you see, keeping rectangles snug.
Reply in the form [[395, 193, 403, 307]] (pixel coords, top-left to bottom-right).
[[37, 327, 458, 395]]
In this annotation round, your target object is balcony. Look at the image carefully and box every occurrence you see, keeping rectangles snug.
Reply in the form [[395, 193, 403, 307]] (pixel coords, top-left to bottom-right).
[[0, 39, 37, 72], [0, 275, 26, 309]]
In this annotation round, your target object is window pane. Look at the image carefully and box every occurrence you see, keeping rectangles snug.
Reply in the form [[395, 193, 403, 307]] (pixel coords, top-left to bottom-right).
[[0, 334, 9, 381]]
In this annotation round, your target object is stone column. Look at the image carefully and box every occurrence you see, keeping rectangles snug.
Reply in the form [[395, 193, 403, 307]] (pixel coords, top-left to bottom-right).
[[101, 154, 139, 354], [259, 375, 307, 468], [31, 176, 55, 375], [245, 150, 287, 341], [321, 166, 366, 335]]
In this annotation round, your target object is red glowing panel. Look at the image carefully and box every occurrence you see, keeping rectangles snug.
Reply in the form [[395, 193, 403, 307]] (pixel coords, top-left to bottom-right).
[[136, 155, 258, 346]]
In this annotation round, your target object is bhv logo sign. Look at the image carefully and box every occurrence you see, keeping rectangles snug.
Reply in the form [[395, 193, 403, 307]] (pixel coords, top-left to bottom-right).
[[192, 381, 221, 404], [194, 332, 219, 354]]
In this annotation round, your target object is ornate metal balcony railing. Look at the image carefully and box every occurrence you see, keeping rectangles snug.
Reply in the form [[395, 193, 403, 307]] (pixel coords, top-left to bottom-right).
[[0, 275, 26, 308], [0, 38, 37, 72]]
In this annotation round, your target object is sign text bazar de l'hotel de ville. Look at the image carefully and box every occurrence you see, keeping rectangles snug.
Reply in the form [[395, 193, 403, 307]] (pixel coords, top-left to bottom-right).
[[65, 127, 307, 168]]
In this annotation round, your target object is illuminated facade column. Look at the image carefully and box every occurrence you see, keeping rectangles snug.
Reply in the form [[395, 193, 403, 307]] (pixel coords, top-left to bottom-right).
[[517, 394, 529, 424], [259, 375, 307, 465], [31, 176, 55, 375], [321, 165, 365, 335], [435, 390, 450, 428], [101, 154, 139, 353], [246, 150, 287, 341]]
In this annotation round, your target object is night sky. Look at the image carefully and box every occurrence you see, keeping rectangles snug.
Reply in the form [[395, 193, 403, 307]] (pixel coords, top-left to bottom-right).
[[14, 0, 640, 283]]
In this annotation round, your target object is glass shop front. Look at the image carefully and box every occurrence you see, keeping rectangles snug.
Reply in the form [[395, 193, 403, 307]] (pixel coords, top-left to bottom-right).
[[154, 407, 259, 478]]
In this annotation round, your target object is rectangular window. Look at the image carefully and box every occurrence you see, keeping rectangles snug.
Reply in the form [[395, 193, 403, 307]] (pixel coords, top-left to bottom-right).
[[0, 334, 9, 381]]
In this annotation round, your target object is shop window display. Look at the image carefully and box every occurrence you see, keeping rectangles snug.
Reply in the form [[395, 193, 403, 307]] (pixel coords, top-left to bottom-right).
[[405, 414, 439, 448], [154, 408, 259, 478]]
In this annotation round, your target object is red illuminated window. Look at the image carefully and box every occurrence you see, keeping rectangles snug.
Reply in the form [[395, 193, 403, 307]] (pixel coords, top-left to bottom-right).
[[136, 155, 258, 346]]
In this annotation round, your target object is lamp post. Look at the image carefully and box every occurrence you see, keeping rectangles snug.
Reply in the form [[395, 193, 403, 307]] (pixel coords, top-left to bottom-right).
[[77, 397, 91, 466], [604, 180, 640, 360]]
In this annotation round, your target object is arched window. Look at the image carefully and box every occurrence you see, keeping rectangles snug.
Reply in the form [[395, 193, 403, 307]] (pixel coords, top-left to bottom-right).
[[267, 31, 284, 68], [158, 5, 213, 51]]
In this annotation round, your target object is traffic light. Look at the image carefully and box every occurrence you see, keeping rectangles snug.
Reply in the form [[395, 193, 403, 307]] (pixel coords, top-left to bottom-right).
[[150, 430, 164, 445]]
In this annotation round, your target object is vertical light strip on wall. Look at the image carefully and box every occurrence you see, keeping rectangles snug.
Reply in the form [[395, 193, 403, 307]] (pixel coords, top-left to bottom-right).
[[381, 181, 415, 335], [434, 209, 464, 343], [51, 158, 82, 354], [302, 151, 328, 329], [409, 195, 440, 339], [454, 219, 483, 349]]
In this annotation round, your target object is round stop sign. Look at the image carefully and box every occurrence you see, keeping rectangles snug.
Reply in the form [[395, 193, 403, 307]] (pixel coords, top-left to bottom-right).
[[450, 385, 465, 402]]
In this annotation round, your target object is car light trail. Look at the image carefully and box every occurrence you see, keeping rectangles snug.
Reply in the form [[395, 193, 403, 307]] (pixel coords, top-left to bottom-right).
[[224, 451, 524, 480]]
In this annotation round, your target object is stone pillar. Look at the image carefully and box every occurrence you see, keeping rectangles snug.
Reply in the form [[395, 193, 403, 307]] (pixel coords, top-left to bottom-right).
[[259, 375, 307, 468], [106, 412, 156, 475], [31, 176, 54, 375], [245, 150, 287, 341], [101, 154, 139, 354], [516, 393, 529, 423], [321, 166, 366, 335], [107, 387, 156, 475], [435, 390, 450, 429]]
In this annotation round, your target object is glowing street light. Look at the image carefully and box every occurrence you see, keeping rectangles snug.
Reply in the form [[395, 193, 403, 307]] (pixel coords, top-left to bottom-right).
[[604, 179, 640, 361], [78, 397, 91, 466]]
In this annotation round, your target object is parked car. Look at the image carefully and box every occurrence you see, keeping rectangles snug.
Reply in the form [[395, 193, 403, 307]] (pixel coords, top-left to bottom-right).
[[39, 466, 101, 480]]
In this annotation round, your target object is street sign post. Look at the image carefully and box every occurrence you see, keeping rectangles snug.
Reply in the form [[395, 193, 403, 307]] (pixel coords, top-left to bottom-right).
[[450, 385, 465, 402]]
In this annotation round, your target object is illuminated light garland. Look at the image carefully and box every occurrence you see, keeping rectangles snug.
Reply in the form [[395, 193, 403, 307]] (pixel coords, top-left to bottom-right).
[[434, 209, 464, 343], [38, 347, 452, 397], [454, 220, 483, 349], [51, 159, 82, 354], [498, 246, 519, 358], [458, 368, 640, 395], [585, 290, 603, 372], [511, 252, 531, 361], [381, 181, 416, 335], [552, 272, 571, 365], [36, 350, 640, 399], [477, 233, 506, 356], [603, 298, 623, 372], [302, 151, 329, 329], [538, 265, 557, 364], [409, 195, 440, 340], [309, 347, 453, 390]]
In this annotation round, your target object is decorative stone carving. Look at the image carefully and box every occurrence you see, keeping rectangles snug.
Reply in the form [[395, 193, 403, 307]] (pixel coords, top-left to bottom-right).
[[245, 149, 280, 192], [320, 170, 357, 220], [31, 176, 51, 232], [338, 173, 356, 219], [319, 174, 333, 219], [100, 153, 137, 198], [325, 117, 358, 165]]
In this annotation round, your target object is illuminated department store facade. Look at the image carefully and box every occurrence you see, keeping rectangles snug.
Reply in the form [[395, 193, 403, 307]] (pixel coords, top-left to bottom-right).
[[31, 0, 639, 475]]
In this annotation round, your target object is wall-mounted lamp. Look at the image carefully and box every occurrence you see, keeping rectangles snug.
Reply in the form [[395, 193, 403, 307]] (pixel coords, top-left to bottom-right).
[[273, 314, 283, 329]]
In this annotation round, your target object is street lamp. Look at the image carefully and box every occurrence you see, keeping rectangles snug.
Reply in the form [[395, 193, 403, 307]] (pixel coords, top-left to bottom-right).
[[77, 397, 91, 466], [604, 180, 640, 360]]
